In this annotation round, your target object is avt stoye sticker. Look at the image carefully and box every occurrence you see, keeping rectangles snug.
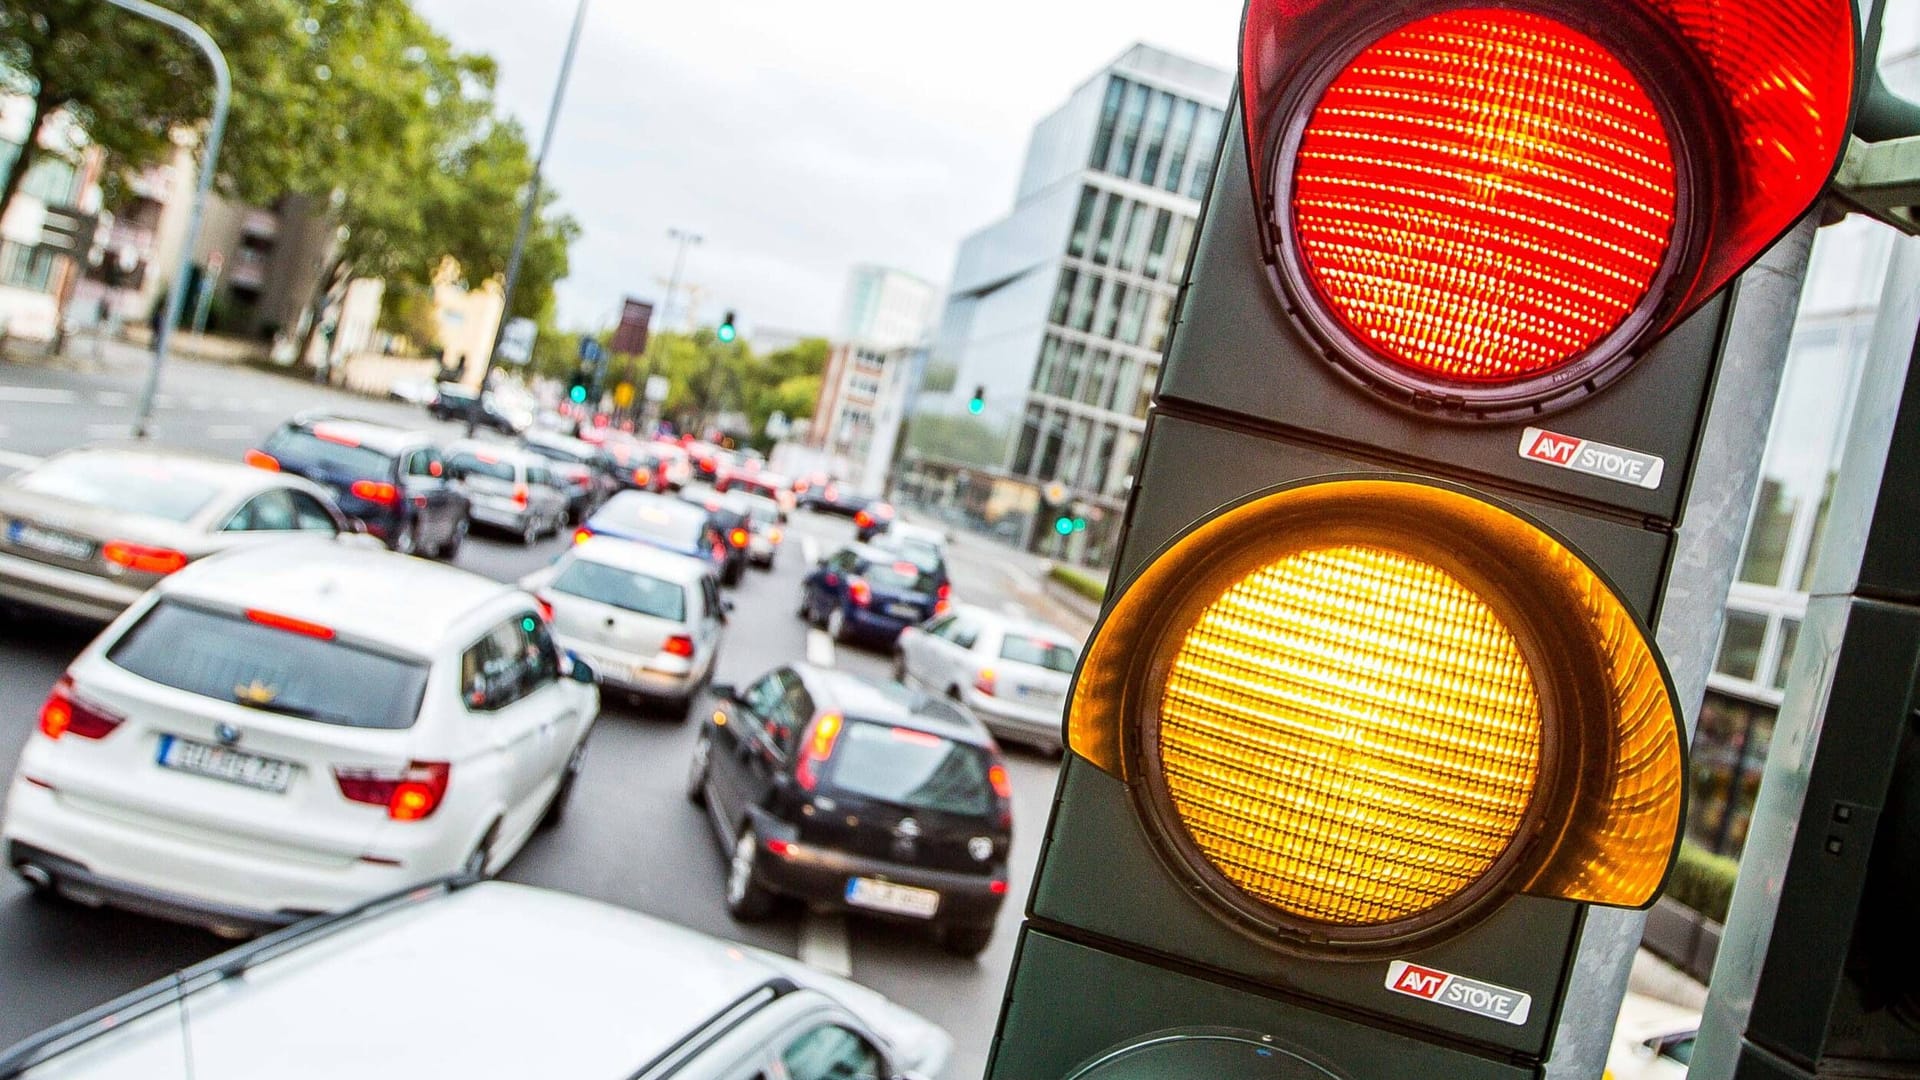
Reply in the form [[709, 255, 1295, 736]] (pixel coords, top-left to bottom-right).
[[1385, 961, 1533, 1025], [1519, 426, 1666, 490]]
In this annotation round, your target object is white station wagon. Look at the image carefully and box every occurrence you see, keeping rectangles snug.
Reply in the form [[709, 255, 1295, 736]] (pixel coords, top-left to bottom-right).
[[1, 540, 597, 935]]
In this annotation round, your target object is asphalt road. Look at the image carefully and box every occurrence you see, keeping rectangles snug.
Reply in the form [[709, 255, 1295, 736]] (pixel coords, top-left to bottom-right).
[[0, 351, 1076, 1080]]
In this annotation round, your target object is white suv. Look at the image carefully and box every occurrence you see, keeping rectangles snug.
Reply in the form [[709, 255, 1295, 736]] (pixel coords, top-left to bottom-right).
[[1, 539, 597, 935]]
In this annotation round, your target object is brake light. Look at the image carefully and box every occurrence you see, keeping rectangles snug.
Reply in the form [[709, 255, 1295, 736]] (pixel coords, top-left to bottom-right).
[[893, 561, 920, 576], [512, 484, 529, 509], [729, 527, 749, 548], [854, 510, 873, 529], [39, 676, 122, 740], [849, 578, 872, 607], [634, 468, 650, 485], [989, 761, 1012, 799], [975, 668, 997, 697], [312, 425, 360, 447], [536, 596, 554, 623], [574, 527, 593, 545], [243, 449, 280, 472], [890, 726, 943, 747], [766, 838, 798, 858], [102, 541, 189, 575], [663, 634, 695, 658], [334, 761, 451, 821], [349, 479, 400, 505], [246, 608, 336, 640], [990, 879, 1010, 896], [936, 581, 952, 616], [795, 712, 844, 791]]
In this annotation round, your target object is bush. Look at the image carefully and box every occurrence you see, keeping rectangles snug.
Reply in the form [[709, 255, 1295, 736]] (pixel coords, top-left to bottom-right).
[[1050, 564, 1108, 604], [1666, 840, 1740, 923]]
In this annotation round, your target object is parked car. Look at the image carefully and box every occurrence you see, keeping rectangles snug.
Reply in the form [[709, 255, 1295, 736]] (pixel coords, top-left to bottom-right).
[[740, 492, 786, 569], [896, 606, 1079, 753], [577, 491, 730, 581], [1, 539, 598, 936], [680, 484, 752, 586], [0, 878, 952, 1079], [522, 430, 616, 522], [0, 447, 361, 623], [800, 544, 945, 647], [1603, 994, 1699, 1079], [689, 663, 1012, 956], [445, 440, 570, 546], [427, 384, 523, 434], [250, 415, 470, 558], [519, 538, 728, 718]]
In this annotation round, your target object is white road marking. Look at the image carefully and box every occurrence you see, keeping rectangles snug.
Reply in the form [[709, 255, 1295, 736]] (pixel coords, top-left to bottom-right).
[[0, 449, 44, 470], [207, 424, 256, 440], [801, 537, 820, 565], [806, 628, 836, 668], [798, 911, 853, 976], [1007, 569, 1041, 593], [93, 390, 132, 407], [0, 387, 78, 404]]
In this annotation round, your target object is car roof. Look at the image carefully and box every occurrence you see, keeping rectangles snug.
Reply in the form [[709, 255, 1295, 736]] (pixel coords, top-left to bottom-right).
[[446, 439, 543, 467], [284, 416, 431, 456], [156, 539, 516, 653], [570, 536, 713, 583], [796, 664, 991, 746], [597, 490, 710, 526], [43, 445, 320, 502], [948, 603, 1082, 645], [522, 430, 596, 456], [886, 522, 945, 546]]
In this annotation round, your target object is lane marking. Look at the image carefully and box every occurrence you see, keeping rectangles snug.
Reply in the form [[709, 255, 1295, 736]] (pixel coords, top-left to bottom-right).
[[0, 449, 45, 470], [84, 423, 131, 439], [207, 424, 256, 440], [807, 628, 836, 668], [801, 537, 820, 565], [798, 911, 853, 977], [0, 387, 78, 404], [93, 390, 131, 407]]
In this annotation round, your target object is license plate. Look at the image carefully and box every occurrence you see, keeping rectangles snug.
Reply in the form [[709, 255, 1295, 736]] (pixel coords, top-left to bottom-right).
[[156, 734, 293, 793], [7, 520, 94, 560], [845, 877, 941, 918], [886, 603, 922, 619], [1019, 686, 1064, 704]]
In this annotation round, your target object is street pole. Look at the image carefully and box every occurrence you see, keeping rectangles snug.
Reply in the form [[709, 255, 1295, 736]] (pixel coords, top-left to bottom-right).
[[105, 0, 229, 440], [662, 228, 701, 332], [468, 0, 589, 436]]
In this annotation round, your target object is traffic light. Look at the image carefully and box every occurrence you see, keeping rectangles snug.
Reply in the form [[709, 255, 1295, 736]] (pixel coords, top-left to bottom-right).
[[968, 385, 986, 416], [568, 367, 590, 405], [987, 1, 1857, 1077], [1053, 515, 1073, 537], [716, 309, 737, 344]]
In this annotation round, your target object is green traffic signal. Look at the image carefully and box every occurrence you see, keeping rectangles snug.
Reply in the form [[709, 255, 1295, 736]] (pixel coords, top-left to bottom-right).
[[968, 397, 985, 415], [569, 385, 588, 404], [1054, 516, 1074, 536], [718, 309, 737, 343]]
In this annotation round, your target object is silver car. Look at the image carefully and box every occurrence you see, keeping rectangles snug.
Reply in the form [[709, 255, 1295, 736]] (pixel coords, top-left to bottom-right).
[[0, 879, 952, 1079], [0, 446, 357, 622], [894, 605, 1080, 753], [446, 440, 570, 545], [520, 537, 728, 717]]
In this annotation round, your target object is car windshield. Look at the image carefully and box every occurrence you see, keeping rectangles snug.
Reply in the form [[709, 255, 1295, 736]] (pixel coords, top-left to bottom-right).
[[269, 429, 394, 480], [450, 453, 516, 482], [828, 720, 994, 816], [12, 454, 221, 523], [597, 497, 705, 549], [107, 601, 429, 729], [880, 539, 942, 573], [552, 558, 687, 621], [1001, 634, 1079, 674]]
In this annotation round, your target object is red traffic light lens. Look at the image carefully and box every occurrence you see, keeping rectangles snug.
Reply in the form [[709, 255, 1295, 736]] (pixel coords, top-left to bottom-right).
[[1290, 9, 1676, 385]]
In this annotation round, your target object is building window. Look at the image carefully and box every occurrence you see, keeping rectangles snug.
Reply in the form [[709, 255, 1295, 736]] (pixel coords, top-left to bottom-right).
[[1117, 288, 1150, 348], [1050, 269, 1078, 326], [1037, 414, 1065, 478], [1136, 91, 1175, 185], [1162, 100, 1200, 194], [1187, 107, 1225, 199], [1033, 335, 1062, 393], [1145, 293, 1174, 352], [1092, 196, 1125, 266], [1067, 187, 1099, 259], [1116, 204, 1152, 274], [1094, 283, 1125, 339], [0, 241, 56, 292], [1142, 210, 1174, 280], [1111, 360, 1143, 417], [1687, 692, 1776, 856], [1012, 405, 1044, 476], [1084, 349, 1114, 409], [1108, 82, 1151, 178], [1166, 216, 1198, 283], [1772, 619, 1801, 691], [1089, 78, 1126, 171], [1088, 424, 1118, 492], [1069, 275, 1102, 333], [1060, 342, 1088, 400], [21, 154, 78, 205], [1714, 610, 1768, 682]]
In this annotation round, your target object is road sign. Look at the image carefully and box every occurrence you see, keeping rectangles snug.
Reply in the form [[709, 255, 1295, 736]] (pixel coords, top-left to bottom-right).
[[645, 374, 669, 403], [611, 298, 653, 356], [496, 317, 537, 365], [986, 1, 1858, 1077], [33, 205, 98, 259], [579, 336, 606, 366], [613, 381, 635, 408]]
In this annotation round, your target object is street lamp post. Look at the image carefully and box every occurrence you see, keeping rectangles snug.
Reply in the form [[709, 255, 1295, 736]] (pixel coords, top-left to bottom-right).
[[468, 0, 590, 435], [103, 0, 230, 439], [661, 228, 702, 333]]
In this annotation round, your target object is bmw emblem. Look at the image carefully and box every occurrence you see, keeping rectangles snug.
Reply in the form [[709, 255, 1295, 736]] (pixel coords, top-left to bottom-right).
[[895, 817, 922, 839], [969, 836, 994, 862], [214, 722, 242, 747]]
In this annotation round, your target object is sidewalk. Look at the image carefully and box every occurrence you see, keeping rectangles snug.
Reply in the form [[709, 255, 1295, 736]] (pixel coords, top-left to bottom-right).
[[902, 508, 1097, 640]]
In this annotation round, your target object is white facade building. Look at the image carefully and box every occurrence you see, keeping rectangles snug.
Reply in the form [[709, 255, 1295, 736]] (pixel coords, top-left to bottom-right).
[[837, 264, 936, 352]]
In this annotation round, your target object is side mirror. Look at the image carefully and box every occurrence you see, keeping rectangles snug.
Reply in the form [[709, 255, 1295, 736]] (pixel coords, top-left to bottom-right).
[[711, 681, 737, 702], [565, 651, 597, 684]]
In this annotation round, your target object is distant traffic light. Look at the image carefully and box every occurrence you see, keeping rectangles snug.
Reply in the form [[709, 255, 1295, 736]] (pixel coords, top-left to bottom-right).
[[968, 385, 986, 416], [716, 310, 737, 344], [986, 0, 1857, 1077], [568, 366, 590, 405]]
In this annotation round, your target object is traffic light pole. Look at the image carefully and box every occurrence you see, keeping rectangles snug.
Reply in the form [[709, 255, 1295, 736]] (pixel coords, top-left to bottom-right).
[[1543, 215, 1820, 1079]]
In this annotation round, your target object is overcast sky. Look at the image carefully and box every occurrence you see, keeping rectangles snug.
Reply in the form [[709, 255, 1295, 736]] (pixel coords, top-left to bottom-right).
[[408, 0, 1244, 340]]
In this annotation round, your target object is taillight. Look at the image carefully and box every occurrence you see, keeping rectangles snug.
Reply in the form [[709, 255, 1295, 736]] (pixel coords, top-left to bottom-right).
[[243, 449, 279, 472], [536, 596, 554, 623], [334, 761, 451, 821], [349, 479, 400, 505], [975, 668, 997, 697], [795, 712, 844, 791], [574, 527, 593, 545], [990, 879, 1010, 896], [848, 578, 872, 607], [729, 527, 749, 548], [989, 761, 1012, 799], [512, 484, 529, 508], [936, 581, 952, 616], [102, 541, 189, 575], [246, 608, 336, 639], [769, 527, 783, 544], [633, 468, 650, 485], [854, 510, 872, 529], [39, 676, 122, 740], [663, 634, 695, 658]]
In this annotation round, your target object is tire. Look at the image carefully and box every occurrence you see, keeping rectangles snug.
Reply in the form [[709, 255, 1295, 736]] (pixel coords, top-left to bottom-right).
[[437, 516, 469, 561], [797, 590, 815, 621], [686, 732, 711, 807], [891, 652, 908, 683], [520, 515, 540, 547], [725, 826, 777, 921], [941, 922, 995, 958], [540, 742, 585, 830], [392, 518, 419, 556], [827, 607, 850, 644]]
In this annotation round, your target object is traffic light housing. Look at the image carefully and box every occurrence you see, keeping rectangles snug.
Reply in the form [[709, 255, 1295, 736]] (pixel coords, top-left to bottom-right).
[[717, 309, 737, 344], [987, 0, 1857, 1076]]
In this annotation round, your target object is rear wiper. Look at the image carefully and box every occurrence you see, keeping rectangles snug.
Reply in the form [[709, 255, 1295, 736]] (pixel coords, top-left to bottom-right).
[[231, 697, 327, 721]]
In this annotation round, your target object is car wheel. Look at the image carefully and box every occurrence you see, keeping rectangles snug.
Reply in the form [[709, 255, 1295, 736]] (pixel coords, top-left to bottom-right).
[[726, 826, 777, 921], [392, 518, 419, 555], [891, 652, 908, 683], [540, 742, 585, 830], [940, 921, 995, 958], [438, 516, 469, 561], [826, 607, 850, 644], [521, 516, 540, 546], [686, 732, 711, 807], [797, 591, 813, 620]]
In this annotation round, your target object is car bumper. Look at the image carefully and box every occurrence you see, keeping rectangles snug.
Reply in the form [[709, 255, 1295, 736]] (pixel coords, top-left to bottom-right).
[[965, 690, 1066, 749], [845, 606, 921, 642], [751, 827, 1006, 926], [0, 778, 439, 933], [0, 549, 144, 622], [560, 638, 704, 701], [469, 502, 536, 530], [749, 538, 776, 564]]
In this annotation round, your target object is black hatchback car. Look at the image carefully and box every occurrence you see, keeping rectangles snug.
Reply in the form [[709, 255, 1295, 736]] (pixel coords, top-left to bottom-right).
[[688, 664, 1012, 957], [250, 416, 470, 557]]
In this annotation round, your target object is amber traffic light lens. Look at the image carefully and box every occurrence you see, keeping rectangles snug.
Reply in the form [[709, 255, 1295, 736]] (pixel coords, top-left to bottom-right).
[[1289, 9, 1677, 384], [1159, 544, 1542, 926]]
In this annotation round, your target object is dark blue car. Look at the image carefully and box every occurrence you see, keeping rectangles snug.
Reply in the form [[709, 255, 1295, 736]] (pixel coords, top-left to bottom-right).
[[801, 543, 944, 645], [576, 491, 729, 580], [251, 416, 469, 557]]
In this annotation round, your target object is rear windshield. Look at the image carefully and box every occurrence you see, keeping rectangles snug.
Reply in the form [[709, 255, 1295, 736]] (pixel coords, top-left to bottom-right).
[[268, 429, 394, 479], [865, 559, 935, 595], [107, 601, 428, 729], [552, 558, 687, 621], [878, 539, 942, 574], [14, 455, 220, 523], [529, 444, 589, 466], [596, 497, 705, 549], [828, 721, 993, 816], [449, 453, 516, 482], [746, 502, 780, 526], [1000, 634, 1078, 674]]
